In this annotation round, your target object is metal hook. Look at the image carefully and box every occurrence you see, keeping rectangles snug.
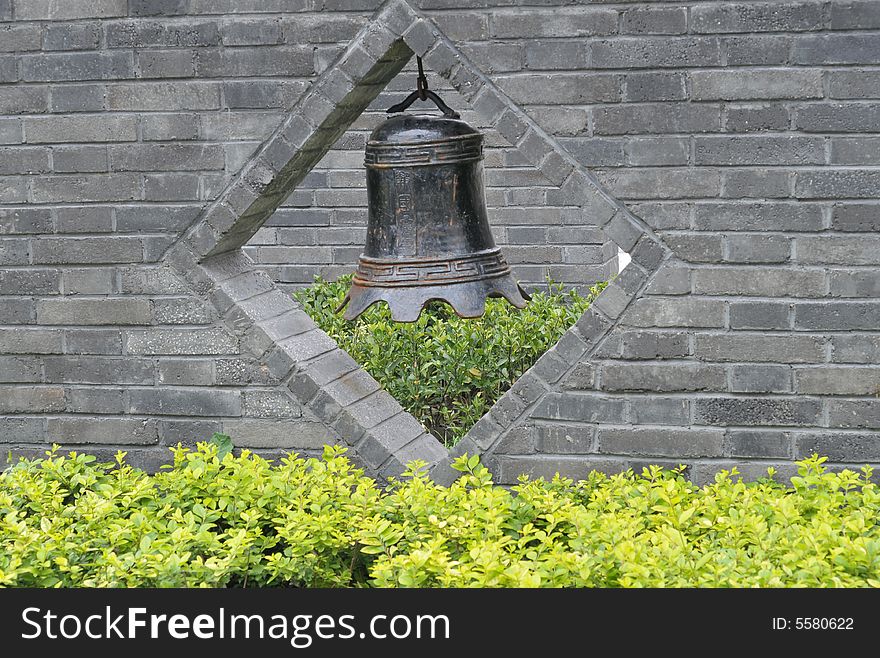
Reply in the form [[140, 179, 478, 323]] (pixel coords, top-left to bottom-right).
[[386, 56, 460, 119]]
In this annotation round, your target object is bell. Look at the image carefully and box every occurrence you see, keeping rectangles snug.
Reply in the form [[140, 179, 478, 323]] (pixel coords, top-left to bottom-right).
[[338, 60, 529, 322]]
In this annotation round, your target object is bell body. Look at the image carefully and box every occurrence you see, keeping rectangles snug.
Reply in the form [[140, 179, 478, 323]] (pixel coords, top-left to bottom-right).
[[340, 113, 529, 322]]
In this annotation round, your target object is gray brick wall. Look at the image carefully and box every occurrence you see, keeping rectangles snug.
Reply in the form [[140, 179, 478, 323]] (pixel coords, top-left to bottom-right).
[[2, 0, 880, 486]]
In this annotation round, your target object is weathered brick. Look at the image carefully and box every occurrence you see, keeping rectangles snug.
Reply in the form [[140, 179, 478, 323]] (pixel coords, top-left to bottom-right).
[[729, 302, 790, 330], [793, 34, 880, 65], [724, 235, 791, 263], [126, 328, 237, 355], [692, 70, 821, 101], [829, 270, 880, 298], [796, 103, 880, 132], [43, 23, 101, 51], [726, 431, 792, 459], [49, 84, 106, 112], [599, 427, 724, 458], [832, 335, 880, 363], [827, 400, 880, 430], [624, 298, 725, 328], [623, 72, 686, 102], [25, 115, 137, 143], [46, 418, 158, 445], [831, 137, 880, 165], [795, 432, 880, 461], [109, 143, 225, 172], [532, 393, 626, 423], [497, 456, 628, 482], [137, 50, 197, 78], [796, 367, 880, 395], [496, 73, 620, 105], [37, 299, 151, 326], [32, 237, 143, 264], [797, 235, 880, 265], [828, 71, 880, 99], [490, 9, 617, 38], [0, 386, 65, 413], [693, 2, 824, 33], [721, 169, 790, 198], [730, 364, 793, 392], [594, 103, 721, 135], [695, 136, 823, 165], [196, 46, 313, 77], [695, 397, 821, 426], [694, 203, 823, 231], [722, 35, 792, 65], [795, 303, 880, 331], [129, 388, 241, 416], [601, 363, 726, 392], [796, 170, 880, 199], [107, 82, 221, 111], [692, 267, 825, 297], [21, 52, 133, 82], [628, 397, 690, 426], [592, 37, 721, 68]]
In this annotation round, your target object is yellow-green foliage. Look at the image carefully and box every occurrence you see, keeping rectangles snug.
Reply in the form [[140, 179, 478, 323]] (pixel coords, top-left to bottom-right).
[[293, 276, 603, 446], [2, 444, 879, 588]]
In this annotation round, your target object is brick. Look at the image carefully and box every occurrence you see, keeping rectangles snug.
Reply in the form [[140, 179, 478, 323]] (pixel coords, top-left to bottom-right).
[[0, 24, 41, 52], [829, 270, 880, 298], [0, 269, 59, 295], [120, 267, 187, 295], [730, 365, 793, 393], [497, 456, 629, 483], [693, 267, 823, 297], [796, 170, 880, 199], [617, 331, 689, 360], [32, 237, 142, 264], [0, 417, 45, 443], [729, 302, 790, 330], [601, 363, 726, 392], [795, 432, 880, 461], [797, 235, 880, 265], [599, 427, 723, 458], [831, 137, 880, 165], [156, 359, 212, 386], [623, 72, 686, 102], [592, 37, 721, 68], [827, 400, 880, 430], [109, 144, 225, 172], [796, 367, 880, 396], [21, 52, 133, 82], [106, 20, 219, 47], [130, 0, 191, 16], [795, 303, 880, 331], [832, 335, 880, 363], [116, 206, 198, 233], [645, 265, 691, 295], [721, 169, 790, 198], [223, 419, 330, 450], [107, 82, 221, 111], [625, 137, 688, 166], [491, 426, 535, 455], [523, 41, 588, 70], [0, 329, 63, 354], [126, 328, 237, 355], [594, 103, 721, 135], [49, 84, 106, 112], [46, 417, 158, 445], [532, 393, 626, 423], [242, 390, 302, 419], [220, 18, 283, 46], [0, 386, 65, 412], [153, 298, 213, 324], [694, 203, 823, 231], [52, 146, 108, 174], [196, 47, 313, 77], [623, 7, 686, 34], [0, 299, 33, 324], [0, 356, 41, 383], [63, 268, 115, 294], [0, 119, 22, 145], [796, 103, 880, 132], [25, 115, 137, 143], [724, 104, 790, 133], [624, 298, 725, 328], [693, 2, 824, 33], [692, 70, 821, 101], [726, 431, 792, 459], [723, 35, 792, 65], [828, 71, 880, 99], [599, 169, 720, 200], [629, 397, 689, 426], [535, 423, 595, 454], [695, 397, 821, 427], [137, 50, 197, 78], [0, 207, 53, 234], [43, 23, 101, 51], [496, 74, 619, 105], [724, 235, 791, 263], [63, 329, 121, 355], [831, 1, 880, 29], [36, 298, 151, 326], [144, 173, 200, 201], [129, 388, 241, 417], [15, 0, 126, 19], [794, 34, 880, 65], [490, 9, 617, 38], [694, 136, 823, 165]]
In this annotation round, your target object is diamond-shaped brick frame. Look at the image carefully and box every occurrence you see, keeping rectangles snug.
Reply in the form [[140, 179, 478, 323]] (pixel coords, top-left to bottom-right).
[[161, 0, 672, 484]]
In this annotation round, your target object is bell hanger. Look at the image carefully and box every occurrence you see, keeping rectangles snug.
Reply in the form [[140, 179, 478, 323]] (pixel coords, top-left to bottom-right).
[[386, 56, 461, 119]]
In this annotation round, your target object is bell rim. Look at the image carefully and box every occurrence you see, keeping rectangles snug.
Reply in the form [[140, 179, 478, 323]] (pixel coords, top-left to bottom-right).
[[352, 248, 513, 288]]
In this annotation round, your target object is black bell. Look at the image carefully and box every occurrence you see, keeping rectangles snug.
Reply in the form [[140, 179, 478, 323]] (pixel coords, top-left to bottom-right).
[[338, 64, 529, 322]]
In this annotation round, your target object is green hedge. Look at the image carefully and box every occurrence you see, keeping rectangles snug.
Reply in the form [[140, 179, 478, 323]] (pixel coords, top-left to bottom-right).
[[2, 444, 879, 587], [294, 276, 603, 446]]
